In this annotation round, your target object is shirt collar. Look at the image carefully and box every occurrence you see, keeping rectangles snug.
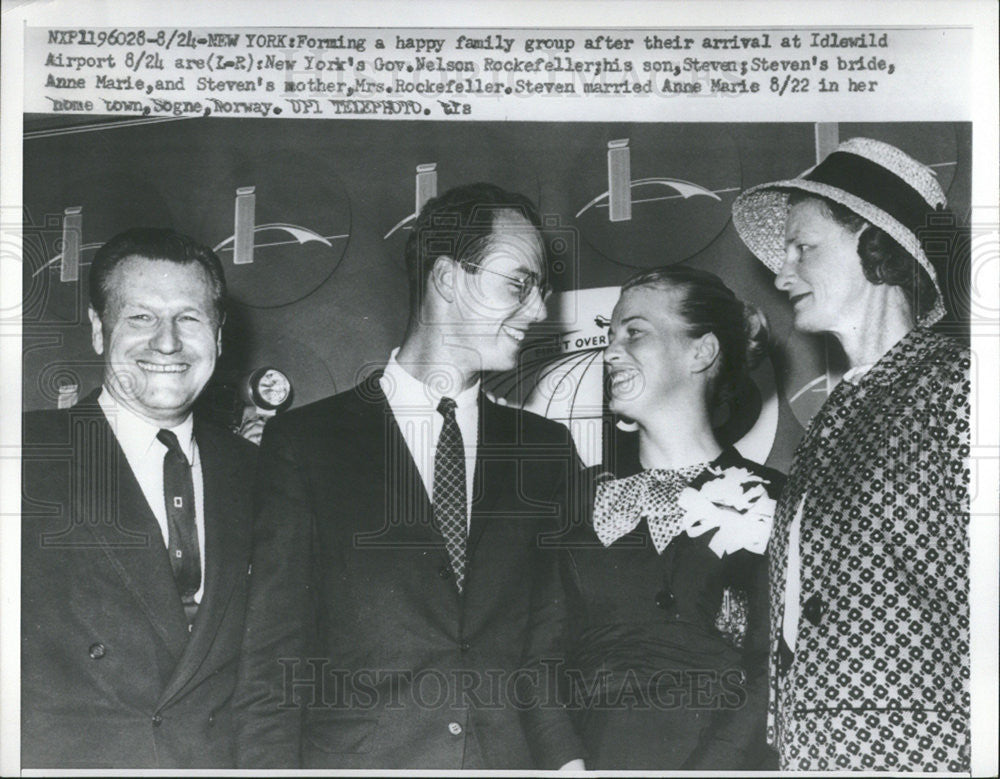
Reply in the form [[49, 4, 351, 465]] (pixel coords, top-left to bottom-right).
[[98, 387, 196, 462], [380, 347, 480, 411]]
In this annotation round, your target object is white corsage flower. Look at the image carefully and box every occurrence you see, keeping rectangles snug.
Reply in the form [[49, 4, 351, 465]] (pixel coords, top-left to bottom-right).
[[677, 466, 776, 558]]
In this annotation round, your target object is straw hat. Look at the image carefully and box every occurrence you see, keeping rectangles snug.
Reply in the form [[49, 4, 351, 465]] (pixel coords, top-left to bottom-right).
[[732, 137, 947, 326]]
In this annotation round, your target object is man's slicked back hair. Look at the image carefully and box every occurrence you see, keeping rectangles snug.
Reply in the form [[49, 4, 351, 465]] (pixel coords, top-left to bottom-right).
[[89, 227, 226, 322], [403, 182, 543, 306]]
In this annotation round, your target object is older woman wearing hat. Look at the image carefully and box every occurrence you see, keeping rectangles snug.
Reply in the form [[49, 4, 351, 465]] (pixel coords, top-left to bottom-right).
[[732, 138, 970, 771]]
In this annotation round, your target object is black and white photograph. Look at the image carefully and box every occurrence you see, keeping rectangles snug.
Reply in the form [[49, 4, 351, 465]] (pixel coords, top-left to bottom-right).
[[2, 1, 997, 775]]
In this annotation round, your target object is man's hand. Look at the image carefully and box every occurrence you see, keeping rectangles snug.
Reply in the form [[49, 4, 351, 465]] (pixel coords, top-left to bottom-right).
[[237, 406, 275, 445]]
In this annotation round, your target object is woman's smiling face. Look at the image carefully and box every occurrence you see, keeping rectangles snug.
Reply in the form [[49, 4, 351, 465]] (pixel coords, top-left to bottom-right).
[[604, 284, 698, 423]]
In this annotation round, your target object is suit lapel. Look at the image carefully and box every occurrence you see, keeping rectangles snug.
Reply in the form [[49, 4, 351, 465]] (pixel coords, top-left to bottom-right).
[[467, 395, 510, 562], [158, 419, 249, 707], [74, 401, 189, 661], [387, 394, 437, 544], [351, 377, 437, 548]]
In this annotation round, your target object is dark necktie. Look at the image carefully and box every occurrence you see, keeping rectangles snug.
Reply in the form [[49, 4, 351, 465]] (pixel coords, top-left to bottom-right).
[[157, 428, 201, 625], [433, 397, 467, 593]]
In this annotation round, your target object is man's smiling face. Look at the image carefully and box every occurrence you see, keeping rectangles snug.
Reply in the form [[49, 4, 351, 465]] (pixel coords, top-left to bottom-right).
[[453, 210, 548, 372], [90, 256, 221, 426]]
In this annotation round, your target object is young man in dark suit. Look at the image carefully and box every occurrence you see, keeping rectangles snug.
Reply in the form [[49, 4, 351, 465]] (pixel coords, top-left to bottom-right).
[[21, 228, 257, 768], [234, 184, 585, 769]]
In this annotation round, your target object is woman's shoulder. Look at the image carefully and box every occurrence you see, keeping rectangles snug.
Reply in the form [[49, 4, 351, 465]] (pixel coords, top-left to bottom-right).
[[881, 330, 970, 416], [894, 328, 969, 383]]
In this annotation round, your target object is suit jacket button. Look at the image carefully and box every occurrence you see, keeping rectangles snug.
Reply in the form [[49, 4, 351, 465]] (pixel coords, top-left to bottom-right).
[[655, 589, 675, 610], [88, 642, 106, 659], [459, 641, 471, 653], [439, 566, 453, 580], [207, 713, 215, 727], [448, 721, 463, 736], [803, 593, 825, 626], [151, 714, 163, 727]]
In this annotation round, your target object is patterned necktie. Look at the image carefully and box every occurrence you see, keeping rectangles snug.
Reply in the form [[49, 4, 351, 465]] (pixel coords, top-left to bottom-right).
[[433, 397, 467, 593], [157, 428, 200, 626]]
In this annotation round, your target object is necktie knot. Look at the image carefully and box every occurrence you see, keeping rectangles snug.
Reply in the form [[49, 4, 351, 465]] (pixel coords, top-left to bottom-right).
[[437, 396, 458, 419], [157, 428, 188, 465]]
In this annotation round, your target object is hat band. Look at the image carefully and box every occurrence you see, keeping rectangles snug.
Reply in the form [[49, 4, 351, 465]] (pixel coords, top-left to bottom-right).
[[805, 151, 938, 237]]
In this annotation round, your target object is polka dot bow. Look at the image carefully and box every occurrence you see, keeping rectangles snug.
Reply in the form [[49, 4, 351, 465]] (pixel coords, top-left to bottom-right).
[[592, 464, 708, 554]]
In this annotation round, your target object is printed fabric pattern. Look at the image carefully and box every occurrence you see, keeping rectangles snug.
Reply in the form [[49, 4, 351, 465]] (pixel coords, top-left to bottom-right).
[[767, 328, 971, 771]]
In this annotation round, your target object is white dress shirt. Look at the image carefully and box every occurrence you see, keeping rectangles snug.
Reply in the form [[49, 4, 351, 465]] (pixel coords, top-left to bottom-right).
[[98, 389, 206, 604], [379, 348, 479, 530], [782, 363, 874, 650]]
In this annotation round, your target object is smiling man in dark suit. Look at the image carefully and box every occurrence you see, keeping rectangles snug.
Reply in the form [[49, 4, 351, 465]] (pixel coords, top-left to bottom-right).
[[21, 228, 257, 768], [234, 183, 584, 769]]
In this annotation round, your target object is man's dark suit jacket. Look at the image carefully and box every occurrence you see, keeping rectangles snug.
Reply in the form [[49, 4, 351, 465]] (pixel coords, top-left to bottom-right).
[[233, 374, 582, 769], [21, 393, 257, 768]]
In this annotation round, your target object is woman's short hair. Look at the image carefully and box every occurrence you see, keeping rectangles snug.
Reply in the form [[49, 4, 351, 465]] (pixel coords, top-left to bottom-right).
[[621, 265, 768, 408], [787, 191, 938, 320]]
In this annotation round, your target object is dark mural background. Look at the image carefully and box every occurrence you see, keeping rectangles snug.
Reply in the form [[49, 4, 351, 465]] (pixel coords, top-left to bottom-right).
[[21, 118, 972, 470]]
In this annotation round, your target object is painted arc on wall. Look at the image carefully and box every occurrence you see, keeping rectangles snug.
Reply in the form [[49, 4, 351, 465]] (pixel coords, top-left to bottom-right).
[[575, 127, 741, 270], [208, 152, 353, 309]]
